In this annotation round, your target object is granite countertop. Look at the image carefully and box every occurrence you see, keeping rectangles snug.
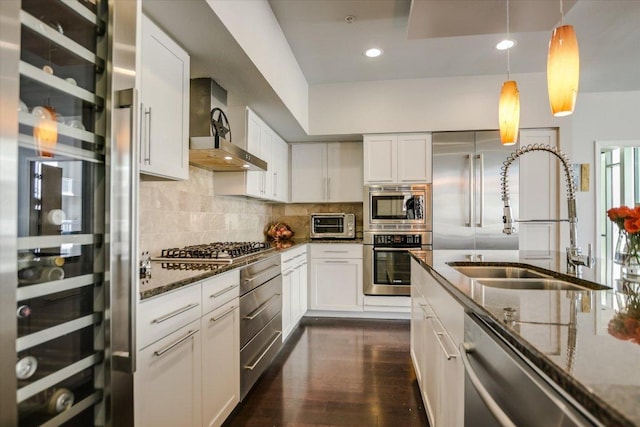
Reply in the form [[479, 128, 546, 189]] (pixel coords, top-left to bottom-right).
[[411, 249, 640, 427], [139, 240, 308, 300]]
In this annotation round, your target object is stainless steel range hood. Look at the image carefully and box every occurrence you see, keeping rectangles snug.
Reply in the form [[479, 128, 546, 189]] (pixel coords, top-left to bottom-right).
[[189, 78, 267, 172]]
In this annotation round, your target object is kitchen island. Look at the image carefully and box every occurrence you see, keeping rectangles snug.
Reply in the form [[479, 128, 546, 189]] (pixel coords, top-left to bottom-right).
[[411, 250, 640, 427]]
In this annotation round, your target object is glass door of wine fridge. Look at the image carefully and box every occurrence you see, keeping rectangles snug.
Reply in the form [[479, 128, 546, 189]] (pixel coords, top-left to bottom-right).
[[1, 0, 138, 425]]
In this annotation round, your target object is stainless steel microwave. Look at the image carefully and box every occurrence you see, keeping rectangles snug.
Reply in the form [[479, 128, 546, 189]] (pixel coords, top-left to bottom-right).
[[310, 213, 356, 239], [364, 184, 432, 231]]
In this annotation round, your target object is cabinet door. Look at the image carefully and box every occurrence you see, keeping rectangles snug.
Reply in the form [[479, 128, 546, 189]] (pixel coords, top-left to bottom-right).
[[135, 321, 202, 427], [397, 133, 432, 183], [364, 135, 396, 184], [299, 261, 308, 316], [202, 300, 240, 427], [272, 135, 289, 202], [309, 259, 363, 311], [518, 129, 559, 255], [435, 331, 463, 427], [282, 268, 293, 339], [290, 265, 302, 324], [290, 143, 327, 202], [410, 286, 424, 385], [422, 316, 438, 427], [140, 15, 189, 180], [327, 142, 363, 202], [245, 110, 263, 197], [260, 126, 273, 198]]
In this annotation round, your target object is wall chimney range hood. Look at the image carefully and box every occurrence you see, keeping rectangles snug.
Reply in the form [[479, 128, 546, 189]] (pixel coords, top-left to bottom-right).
[[189, 78, 267, 172]]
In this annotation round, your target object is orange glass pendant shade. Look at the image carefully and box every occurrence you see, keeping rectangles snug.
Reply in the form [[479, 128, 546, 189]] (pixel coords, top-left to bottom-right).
[[33, 106, 58, 158], [547, 24, 579, 117], [499, 80, 520, 145]]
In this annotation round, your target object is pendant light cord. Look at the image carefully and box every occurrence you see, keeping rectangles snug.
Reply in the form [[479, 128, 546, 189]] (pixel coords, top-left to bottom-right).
[[506, 0, 511, 80], [560, 0, 564, 25]]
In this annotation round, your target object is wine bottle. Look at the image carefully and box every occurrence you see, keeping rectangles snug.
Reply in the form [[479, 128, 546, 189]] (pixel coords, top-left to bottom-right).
[[16, 356, 38, 380], [18, 252, 65, 270], [18, 266, 65, 285], [19, 387, 74, 416]]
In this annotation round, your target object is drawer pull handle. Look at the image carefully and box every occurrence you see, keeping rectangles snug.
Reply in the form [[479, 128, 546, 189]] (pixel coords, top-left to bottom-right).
[[434, 330, 457, 360], [244, 294, 280, 320], [459, 343, 516, 427], [210, 306, 236, 322], [323, 250, 348, 253], [153, 330, 198, 357], [244, 331, 282, 371], [210, 285, 238, 299], [152, 303, 199, 324], [324, 260, 349, 264], [283, 270, 294, 277], [244, 264, 280, 284]]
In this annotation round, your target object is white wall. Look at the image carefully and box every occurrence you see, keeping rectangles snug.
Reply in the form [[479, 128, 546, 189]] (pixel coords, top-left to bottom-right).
[[206, 0, 309, 133], [571, 91, 640, 250], [308, 72, 566, 135]]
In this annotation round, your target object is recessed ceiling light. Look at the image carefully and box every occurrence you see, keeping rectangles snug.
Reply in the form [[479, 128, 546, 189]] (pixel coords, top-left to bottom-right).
[[364, 48, 383, 58], [496, 39, 516, 50], [224, 156, 233, 160], [243, 164, 250, 168]]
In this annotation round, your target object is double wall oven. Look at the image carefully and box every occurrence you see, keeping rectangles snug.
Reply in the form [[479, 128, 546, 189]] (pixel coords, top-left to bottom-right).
[[363, 185, 432, 296]]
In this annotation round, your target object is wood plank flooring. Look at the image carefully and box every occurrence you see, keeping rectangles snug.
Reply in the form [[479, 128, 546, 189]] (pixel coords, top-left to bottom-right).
[[223, 317, 430, 427]]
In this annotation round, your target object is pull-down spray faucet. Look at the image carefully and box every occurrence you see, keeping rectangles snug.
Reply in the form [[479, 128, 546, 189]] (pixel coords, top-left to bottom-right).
[[500, 144, 593, 277]]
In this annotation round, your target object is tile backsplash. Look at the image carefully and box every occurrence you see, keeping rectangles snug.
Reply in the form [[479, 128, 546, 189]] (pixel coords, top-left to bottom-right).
[[139, 166, 364, 255], [139, 166, 273, 256], [271, 202, 363, 239]]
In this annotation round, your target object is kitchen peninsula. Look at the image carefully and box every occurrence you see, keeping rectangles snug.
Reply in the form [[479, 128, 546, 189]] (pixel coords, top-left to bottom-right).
[[411, 250, 639, 427]]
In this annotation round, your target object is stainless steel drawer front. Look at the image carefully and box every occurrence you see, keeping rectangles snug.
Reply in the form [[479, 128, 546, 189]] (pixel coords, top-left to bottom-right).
[[240, 313, 282, 400], [240, 256, 281, 296], [463, 314, 599, 427], [239, 276, 282, 348]]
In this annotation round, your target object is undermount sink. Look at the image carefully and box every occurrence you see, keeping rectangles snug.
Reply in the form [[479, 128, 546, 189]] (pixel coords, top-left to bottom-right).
[[447, 262, 609, 291], [451, 266, 551, 279], [475, 278, 588, 291]]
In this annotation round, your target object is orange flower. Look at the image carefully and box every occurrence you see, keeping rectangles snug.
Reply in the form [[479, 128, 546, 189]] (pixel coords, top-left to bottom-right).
[[626, 217, 640, 234]]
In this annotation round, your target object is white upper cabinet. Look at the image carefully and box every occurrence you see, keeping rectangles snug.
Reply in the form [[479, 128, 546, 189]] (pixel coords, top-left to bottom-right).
[[290, 142, 363, 203], [139, 14, 190, 180], [215, 108, 288, 202], [364, 133, 432, 184]]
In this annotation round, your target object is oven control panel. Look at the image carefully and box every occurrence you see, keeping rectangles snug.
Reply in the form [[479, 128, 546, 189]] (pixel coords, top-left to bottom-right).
[[373, 234, 422, 247]]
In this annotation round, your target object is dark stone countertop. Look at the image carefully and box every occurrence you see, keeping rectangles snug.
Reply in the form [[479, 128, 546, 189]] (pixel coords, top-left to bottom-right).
[[410, 249, 640, 427], [139, 241, 309, 300]]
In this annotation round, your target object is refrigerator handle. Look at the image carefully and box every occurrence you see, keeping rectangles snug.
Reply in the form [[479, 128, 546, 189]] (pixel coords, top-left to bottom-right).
[[466, 154, 473, 227], [476, 154, 484, 228], [112, 87, 138, 374]]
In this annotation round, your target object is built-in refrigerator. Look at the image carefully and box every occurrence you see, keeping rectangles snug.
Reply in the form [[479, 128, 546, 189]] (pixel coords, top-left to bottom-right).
[[0, 0, 138, 425], [432, 131, 519, 254]]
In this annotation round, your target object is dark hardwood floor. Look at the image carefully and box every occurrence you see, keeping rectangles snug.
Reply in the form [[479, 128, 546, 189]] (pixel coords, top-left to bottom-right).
[[223, 317, 430, 427]]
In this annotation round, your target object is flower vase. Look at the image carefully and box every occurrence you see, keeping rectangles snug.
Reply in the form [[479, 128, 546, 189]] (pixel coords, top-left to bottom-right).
[[615, 229, 640, 280]]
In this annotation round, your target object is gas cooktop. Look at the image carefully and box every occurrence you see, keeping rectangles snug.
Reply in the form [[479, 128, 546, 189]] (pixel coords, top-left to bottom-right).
[[151, 241, 273, 264]]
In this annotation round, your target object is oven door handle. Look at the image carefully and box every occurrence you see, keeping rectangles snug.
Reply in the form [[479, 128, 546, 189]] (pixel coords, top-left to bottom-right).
[[372, 247, 421, 252]]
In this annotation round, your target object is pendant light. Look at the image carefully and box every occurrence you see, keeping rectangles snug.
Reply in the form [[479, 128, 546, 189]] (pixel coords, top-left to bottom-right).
[[498, 0, 520, 146], [547, 0, 579, 117]]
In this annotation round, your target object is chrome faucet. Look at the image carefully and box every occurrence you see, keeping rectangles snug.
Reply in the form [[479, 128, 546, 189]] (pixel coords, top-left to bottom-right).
[[500, 144, 593, 277]]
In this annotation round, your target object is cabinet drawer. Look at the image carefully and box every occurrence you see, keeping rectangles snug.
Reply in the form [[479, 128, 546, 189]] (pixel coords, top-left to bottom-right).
[[310, 243, 362, 259], [282, 246, 307, 270], [138, 284, 202, 350], [201, 270, 240, 315]]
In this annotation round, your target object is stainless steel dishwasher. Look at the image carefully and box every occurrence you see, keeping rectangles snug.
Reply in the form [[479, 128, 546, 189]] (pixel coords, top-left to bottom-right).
[[461, 313, 602, 427], [239, 254, 283, 400]]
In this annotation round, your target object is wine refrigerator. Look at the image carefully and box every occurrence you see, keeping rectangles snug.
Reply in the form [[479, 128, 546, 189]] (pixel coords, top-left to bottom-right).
[[0, 0, 138, 425]]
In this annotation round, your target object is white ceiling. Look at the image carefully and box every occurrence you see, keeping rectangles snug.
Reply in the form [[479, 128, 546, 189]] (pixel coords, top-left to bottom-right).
[[269, 0, 640, 92], [144, 0, 639, 143]]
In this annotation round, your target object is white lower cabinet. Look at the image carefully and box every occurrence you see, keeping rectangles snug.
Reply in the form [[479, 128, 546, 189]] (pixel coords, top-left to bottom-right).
[[136, 270, 241, 427], [135, 320, 202, 427], [410, 258, 463, 427], [282, 245, 308, 340], [201, 299, 240, 427], [309, 244, 363, 312]]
